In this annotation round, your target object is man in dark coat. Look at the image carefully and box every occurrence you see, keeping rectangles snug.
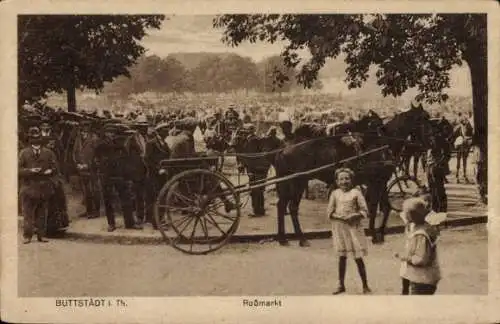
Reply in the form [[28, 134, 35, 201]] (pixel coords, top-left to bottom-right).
[[128, 122, 149, 225], [74, 120, 101, 218], [425, 131, 449, 213], [239, 124, 269, 217], [144, 126, 171, 228], [93, 124, 142, 232], [18, 127, 60, 243], [279, 120, 295, 146]]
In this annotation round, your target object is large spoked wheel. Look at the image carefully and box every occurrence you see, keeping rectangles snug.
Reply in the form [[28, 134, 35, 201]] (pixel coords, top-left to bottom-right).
[[386, 175, 422, 212], [154, 169, 241, 255]]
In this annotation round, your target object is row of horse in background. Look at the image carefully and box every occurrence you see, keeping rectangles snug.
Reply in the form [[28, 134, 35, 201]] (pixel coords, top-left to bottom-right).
[[17, 104, 475, 246]]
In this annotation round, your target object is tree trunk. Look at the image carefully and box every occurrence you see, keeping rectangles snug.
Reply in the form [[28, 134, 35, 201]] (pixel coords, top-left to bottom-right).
[[464, 37, 487, 202], [66, 74, 77, 112]]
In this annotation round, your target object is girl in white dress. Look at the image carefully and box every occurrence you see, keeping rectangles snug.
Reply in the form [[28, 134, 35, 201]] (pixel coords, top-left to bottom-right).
[[327, 168, 371, 295]]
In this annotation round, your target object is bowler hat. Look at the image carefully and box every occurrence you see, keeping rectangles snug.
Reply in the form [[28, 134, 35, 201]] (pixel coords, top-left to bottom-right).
[[28, 126, 41, 139], [242, 123, 256, 132]]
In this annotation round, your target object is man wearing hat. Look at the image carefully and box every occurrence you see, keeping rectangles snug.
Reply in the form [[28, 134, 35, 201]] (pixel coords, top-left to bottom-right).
[[144, 126, 171, 228], [74, 120, 101, 218], [237, 123, 269, 217], [242, 109, 252, 124], [425, 127, 449, 213], [265, 126, 284, 150], [279, 120, 295, 146], [168, 118, 198, 159], [224, 105, 242, 136], [128, 122, 150, 224], [93, 124, 142, 232], [18, 126, 60, 243]]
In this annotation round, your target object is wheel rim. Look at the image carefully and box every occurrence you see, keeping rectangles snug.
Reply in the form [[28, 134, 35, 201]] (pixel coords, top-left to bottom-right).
[[155, 169, 240, 255]]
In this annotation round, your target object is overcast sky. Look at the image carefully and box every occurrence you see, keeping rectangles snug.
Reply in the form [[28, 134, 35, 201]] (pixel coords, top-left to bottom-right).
[[140, 15, 472, 97], [141, 15, 287, 62]]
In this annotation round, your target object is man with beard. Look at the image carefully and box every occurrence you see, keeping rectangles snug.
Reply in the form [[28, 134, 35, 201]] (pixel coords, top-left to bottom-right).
[[93, 124, 142, 232], [18, 126, 60, 243]]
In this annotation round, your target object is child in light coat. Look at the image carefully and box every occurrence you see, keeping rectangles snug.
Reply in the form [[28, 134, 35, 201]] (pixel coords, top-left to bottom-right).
[[396, 197, 442, 295]]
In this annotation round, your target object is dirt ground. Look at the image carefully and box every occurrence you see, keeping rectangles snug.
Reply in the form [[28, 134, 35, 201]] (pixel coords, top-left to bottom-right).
[[18, 224, 487, 297]]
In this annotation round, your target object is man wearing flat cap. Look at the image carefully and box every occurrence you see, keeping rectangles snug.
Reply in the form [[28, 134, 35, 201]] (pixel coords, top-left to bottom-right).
[[74, 120, 101, 219], [93, 124, 142, 232], [18, 126, 61, 243]]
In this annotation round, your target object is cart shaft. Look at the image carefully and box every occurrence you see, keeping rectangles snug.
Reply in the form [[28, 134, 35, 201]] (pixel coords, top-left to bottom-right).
[[233, 145, 389, 194]]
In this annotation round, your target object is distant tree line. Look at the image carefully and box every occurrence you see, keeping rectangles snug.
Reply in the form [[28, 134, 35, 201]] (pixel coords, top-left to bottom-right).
[[103, 53, 323, 97]]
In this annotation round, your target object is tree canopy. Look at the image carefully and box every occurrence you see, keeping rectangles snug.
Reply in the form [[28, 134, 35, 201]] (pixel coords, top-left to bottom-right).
[[213, 14, 487, 149], [19, 14, 165, 111]]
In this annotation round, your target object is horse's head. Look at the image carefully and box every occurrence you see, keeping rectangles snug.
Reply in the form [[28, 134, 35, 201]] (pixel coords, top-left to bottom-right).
[[407, 104, 433, 148], [383, 102, 433, 149], [360, 110, 384, 132]]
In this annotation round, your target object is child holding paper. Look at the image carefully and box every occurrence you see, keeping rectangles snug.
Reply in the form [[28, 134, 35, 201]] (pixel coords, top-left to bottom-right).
[[327, 168, 372, 295]]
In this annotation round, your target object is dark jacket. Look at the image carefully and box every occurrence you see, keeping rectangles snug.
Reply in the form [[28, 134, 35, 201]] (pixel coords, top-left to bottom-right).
[[73, 134, 100, 174], [240, 134, 271, 173], [145, 136, 171, 176], [93, 138, 131, 179], [18, 146, 59, 200]]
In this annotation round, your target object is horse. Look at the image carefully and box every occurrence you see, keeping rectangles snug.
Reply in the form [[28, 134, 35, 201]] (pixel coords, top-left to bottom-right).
[[246, 105, 433, 246], [400, 134, 427, 179]]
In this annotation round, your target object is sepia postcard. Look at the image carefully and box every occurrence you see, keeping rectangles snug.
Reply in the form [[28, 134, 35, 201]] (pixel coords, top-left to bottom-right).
[[1, 0, 499, 323]]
